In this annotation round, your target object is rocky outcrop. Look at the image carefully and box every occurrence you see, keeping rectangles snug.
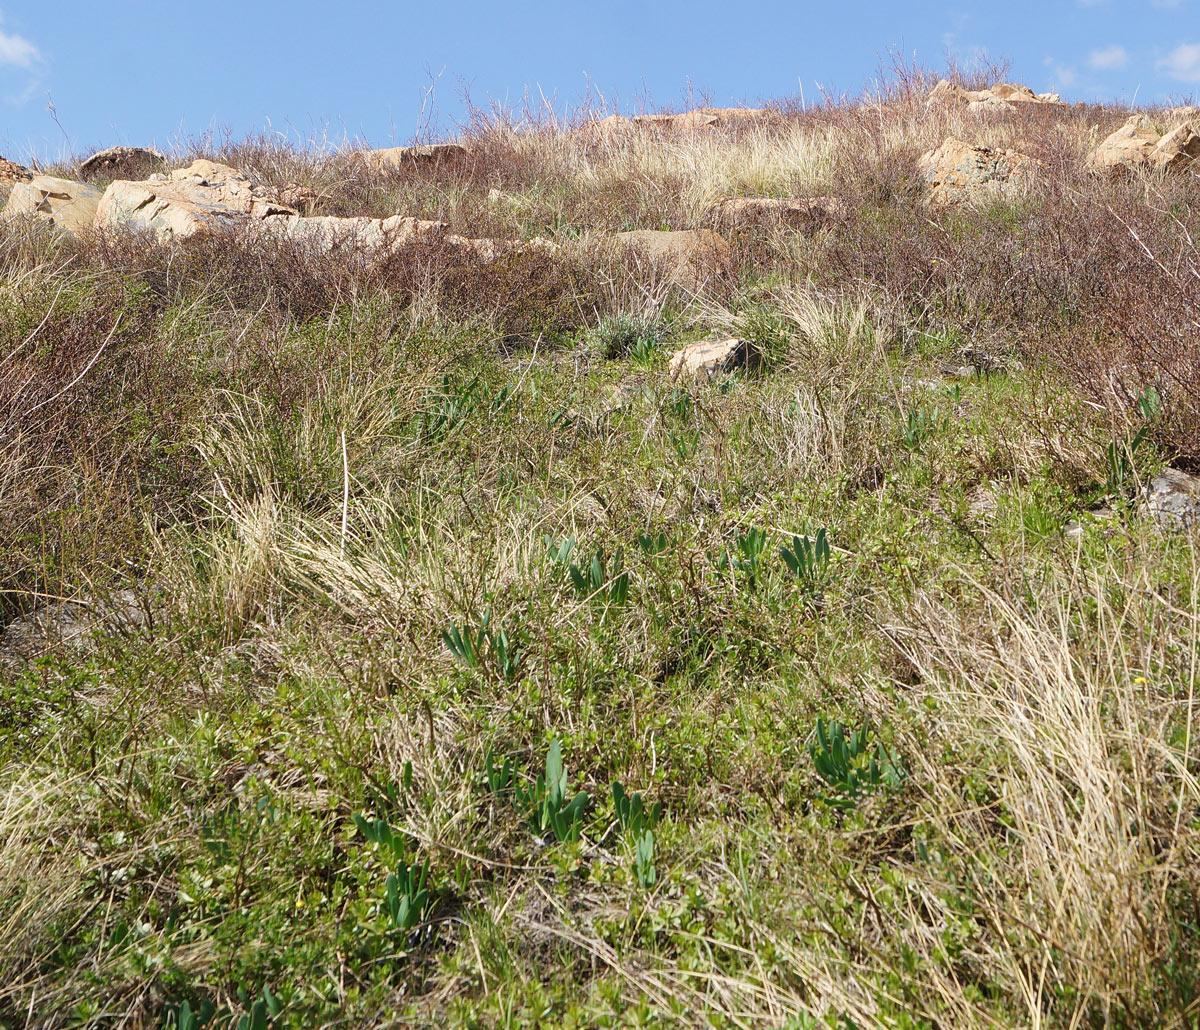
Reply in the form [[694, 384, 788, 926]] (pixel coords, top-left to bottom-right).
[[918, 137, 1038, 205], [262, 213, 448, 252], [669, 338, 755, 377], [0, 157, 33, 205], [95, 160, 296, 241], [579, 108, 772, 140], [634, 108, 767, 131], [1141, 468, 1200, 529], [79, 146, 165, 182], [612, 229, 730, 290], [359, 143, 469, 173], [276, 182, 320, 215], [710, 196, 848, 233], [0, 175, 104, 235], [1086, 115, 1200, 174], [261, 212, 556, 264], [927, 80, 1062, 112]]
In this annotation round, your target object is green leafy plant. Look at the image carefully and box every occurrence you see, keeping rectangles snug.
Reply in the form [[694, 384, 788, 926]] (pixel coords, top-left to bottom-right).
[[484, 746, 515, 794], [416, 374, 514, 444], [385, 857, 433, 932], [637, 531, 670, 558], [633, 830, 657, 889], [169, 987, 282, 1030], [612, 781, 662, 837], [668, 427, 700, 460], [171, 999, 216, 1030], [515, 739, 589, 842], [809, 717, 905, 809], [354, 814, 435, 932], [353, 812, 408, 864], [546, 536, 629, 604], [665, 388, 694, 420], [596, 313, 662, 361], [780, 528, 830, 589], [900, 407, 948, 452], [443, 610, 521, 680], [1105, 386, 1161, 497], [716, 526, 768, 588]]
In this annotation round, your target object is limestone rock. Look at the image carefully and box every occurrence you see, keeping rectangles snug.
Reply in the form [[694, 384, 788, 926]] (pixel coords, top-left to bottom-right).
[[1086, 115, 1200, 174], [1, 588, 148, 669], [1086, 115, 1162, 172], [918, 137, 1037, 205], [360, 143, 469, 173], [1141, 468, 1200, 529], [96, 160, 296, 241], [577, 114, 636, 141], [79, 146, 165, 182], [927, 80, 1062, 112], [1153, 121, 1200, 172], [261, 213, 553, 265], [0, 175, 104, 235], [276, 182, 320, 215], [0, 157, 33, 205], [634, 111, 721, 131], [669, 338, 754, 377], [634, 107, 770, 131], [612, 228, 730, 291], [710, 195, 848, 233], [262, 213, 449, 253], [444, 233, 559, 263], [579, 108, 770, 140]]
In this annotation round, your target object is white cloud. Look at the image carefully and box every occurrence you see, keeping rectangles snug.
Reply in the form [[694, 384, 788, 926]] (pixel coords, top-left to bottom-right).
[[0, 12, 43, 107], [0, 27, 38, 69], [1158, 42, 1200, 81], [1043, 56, 1078, 88], [1089, 45, 1129, 70]]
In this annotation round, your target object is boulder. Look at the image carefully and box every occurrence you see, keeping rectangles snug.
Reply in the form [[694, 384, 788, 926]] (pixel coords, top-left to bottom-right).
[[1086, 114, 1200, 174], [1085, 115, 1162, 173], [710, 196, 848, 233], [262, 213, 449, 253], [1152, 121, 1200, 172], [442, 233, 559, 263], [669, 338, 754, 377], [927, 80, 1062, 112], [360, 143, 469, 173], [1140, 468, 1200, 529], [0, 157, 33, 205], [918, 137, 1038, 205], [0, 175, 104, 235], [261, 213, 555, 264], [612, 228, 730, 291], [96, 160, 296, 241], [79, 145, 165, 182]]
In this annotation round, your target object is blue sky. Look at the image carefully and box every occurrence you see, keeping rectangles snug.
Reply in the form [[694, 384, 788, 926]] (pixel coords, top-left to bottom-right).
[[1, 0, 1196, 162]]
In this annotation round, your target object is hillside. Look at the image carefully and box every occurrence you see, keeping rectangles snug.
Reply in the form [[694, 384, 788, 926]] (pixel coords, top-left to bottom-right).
[[2, 69, 1200, 1028]]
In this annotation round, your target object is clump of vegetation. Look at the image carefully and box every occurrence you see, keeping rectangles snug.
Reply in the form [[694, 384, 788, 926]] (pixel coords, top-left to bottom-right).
[[595, 312, 664, 361]]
